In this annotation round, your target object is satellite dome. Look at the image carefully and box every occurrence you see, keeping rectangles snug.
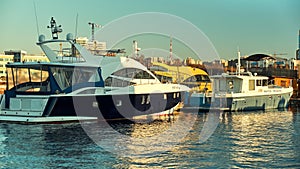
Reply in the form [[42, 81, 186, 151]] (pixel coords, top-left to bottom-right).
[[66, 33, 73, 41], [38, 35, 45, 42]]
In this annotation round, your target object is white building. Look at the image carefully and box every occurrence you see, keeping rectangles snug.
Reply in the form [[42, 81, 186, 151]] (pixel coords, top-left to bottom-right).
[[0, 51, 48, 79], [0, 54, 13, 79], [76, 37, 107, 55]]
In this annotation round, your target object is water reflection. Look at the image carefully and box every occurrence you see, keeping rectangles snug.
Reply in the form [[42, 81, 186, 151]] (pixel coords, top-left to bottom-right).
[[119, 109, 300, 168], [107, 112, 211, 168], [0, 126, 8, 159], [0, 109, 299, 168], [80, 111, 200, 157], [0, 123, 105, 168], [219, 110, 300, 168]]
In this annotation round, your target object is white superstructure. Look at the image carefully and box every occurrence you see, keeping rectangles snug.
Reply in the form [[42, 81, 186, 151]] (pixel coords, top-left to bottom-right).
[[210, 51, 293, 111]]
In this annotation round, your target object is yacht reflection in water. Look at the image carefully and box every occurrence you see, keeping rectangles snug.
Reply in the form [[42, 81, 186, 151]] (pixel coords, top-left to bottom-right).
[[0, 109, 298, 168], [218, 109, 299, 168]]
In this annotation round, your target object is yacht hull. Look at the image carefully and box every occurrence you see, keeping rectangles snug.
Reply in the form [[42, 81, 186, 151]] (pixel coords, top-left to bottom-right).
[[46, 92, 182, 119], [0, 92, 183, 123], [184, 92, 211, 108], [212, 91, 292, 111]]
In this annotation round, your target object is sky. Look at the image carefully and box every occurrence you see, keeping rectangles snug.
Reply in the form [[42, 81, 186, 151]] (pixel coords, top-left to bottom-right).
[[0, 0, 299, 61]]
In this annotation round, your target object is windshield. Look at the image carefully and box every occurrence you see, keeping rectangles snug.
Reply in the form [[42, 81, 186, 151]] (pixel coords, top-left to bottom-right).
[[7, 66, 49, 92], [50, 66, 100, 91], [6, 65, 102, 93]]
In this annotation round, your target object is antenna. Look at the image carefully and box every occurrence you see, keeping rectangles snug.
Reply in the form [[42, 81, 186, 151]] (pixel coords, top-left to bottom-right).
[[237, 47, 241, 76], [297, 30, 300, 60], [170, 35, 173, 63], [298, 29, 300, 49], [33, 0, 40, 36], [47, 17, 62, 39], [75, 13, 78, 39]]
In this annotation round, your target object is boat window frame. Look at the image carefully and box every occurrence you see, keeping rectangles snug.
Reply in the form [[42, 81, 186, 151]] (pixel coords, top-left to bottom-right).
[[228, 80, 234, 89], [112, 68, 155, 80], [263, 79, 268, 86], [6, 65, 50, 93], [155, 74, 173, 83], [256, 79, 262, 86], [6, 64, 104, 94], [50, 66, 101, 92], [249, 79, 255, 91], [104, 76, 133, 87], [6, 67, 15, 90]]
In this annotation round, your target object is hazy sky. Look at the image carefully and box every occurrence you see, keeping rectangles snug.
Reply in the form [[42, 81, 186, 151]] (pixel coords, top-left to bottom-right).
[[0, 0, 299, 60]]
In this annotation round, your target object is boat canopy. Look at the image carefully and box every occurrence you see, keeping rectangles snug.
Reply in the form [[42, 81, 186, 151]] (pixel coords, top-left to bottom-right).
[[5, 62, 104, 95]]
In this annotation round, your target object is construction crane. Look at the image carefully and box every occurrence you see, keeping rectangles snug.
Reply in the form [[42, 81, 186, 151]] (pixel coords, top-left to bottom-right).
[[88, 22, 102, 41]]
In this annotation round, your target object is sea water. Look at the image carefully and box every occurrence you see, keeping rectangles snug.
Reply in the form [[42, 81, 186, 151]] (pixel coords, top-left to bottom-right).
[[0, 107, 299, 168]]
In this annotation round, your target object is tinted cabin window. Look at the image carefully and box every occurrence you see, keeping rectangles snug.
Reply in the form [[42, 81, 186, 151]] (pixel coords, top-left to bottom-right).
[[104, 77, 132, 87], [50, 67, 98, 91], [182, 75, 210, 88], [256, 80, 262, 86], [156, 75, 172, 83], [6, 66, 49, 92], [263, 80, 268, 86], [183, 75, 210, 83], [149, 65, 168, 72], [134, 70, 154, 79], [112, 68, 155, 79], [183, 76, 197, 83]]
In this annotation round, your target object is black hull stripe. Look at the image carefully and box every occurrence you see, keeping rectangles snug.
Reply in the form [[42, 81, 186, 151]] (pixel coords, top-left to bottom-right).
[[43, 92, 182, 119]]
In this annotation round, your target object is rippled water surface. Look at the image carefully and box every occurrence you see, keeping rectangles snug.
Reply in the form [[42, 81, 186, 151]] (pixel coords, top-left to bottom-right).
[[0, 107, 299, 168]]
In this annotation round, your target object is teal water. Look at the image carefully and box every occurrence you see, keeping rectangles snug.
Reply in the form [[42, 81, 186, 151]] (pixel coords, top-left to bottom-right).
[[0, 107, 299, 168]]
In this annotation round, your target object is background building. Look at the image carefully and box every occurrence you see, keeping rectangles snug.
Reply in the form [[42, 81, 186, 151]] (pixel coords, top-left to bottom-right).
[[0, 54, 13, 79], [76, 37, 107, 55], [0, 50, 49, 79], [4, 50, 26, 62]]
